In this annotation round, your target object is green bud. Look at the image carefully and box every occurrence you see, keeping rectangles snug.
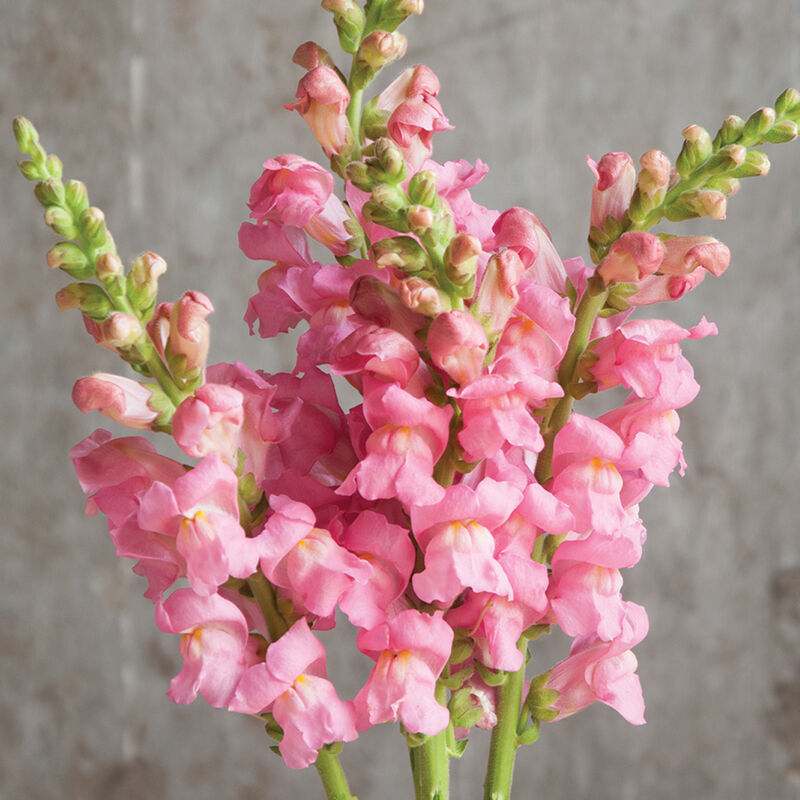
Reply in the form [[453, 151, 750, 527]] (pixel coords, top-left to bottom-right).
[[64, 179, 89, 214], [528, 688, 560, 709], [34, 178, 66, 207], [345, 160, 373, 191], [741, 106, 776, 144], [351, 30, 407, 90], [666, 188, 727, 221], [764, 119, 798, 143], [448, 687, 485, 730], [730, 149, 770, 178], [321, 0, 365, 55], [46, 241, 92, 279], [444, 232, 481, 286], [374, 0, 424, 32], [55, 282, 112, 320], [18, 159, 42, 181], [676, 124, 713, 177], [407, 170, 439, 207], [12, 115, 38, 153], [775, 87, 800, 118], [372, 137, 407, 182], [96, 252, 124, 279], [44, 206, 78, 238], [449, 633, 474, 665], [704, 176, 740, 195], [80, 206, 108, 246], [45, 153, 63, 179], [712, 114, 745, 149], [362, 184, 409, 231], [361, 98, 390, 140], [370, 236, 429, 273]]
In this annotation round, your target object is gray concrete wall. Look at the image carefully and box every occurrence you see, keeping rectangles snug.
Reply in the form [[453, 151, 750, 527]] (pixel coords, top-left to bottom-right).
[[2, 1, 799, 798]]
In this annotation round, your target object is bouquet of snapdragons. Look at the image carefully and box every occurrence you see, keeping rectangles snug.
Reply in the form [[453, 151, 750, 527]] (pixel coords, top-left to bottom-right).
[[14, 1, 800, 797]]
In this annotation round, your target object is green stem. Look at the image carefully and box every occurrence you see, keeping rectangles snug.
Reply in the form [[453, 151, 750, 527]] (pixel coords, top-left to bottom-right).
[[483, 660, 525, 800], [535, 280, 609, 483], [315, 746, 357, 800], [415, 685, 450, 800], [247, 569, 289, 642]]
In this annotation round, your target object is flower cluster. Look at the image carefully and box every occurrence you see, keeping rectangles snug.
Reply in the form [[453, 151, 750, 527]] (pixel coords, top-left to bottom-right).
[[15, 0, 800, 796]]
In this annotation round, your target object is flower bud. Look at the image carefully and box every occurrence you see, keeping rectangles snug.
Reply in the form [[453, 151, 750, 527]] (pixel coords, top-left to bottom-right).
[[406, 204, 434, 231], [375, 0, 424, 32], [775, 87, 800, 118], [474, 249, 525, 333], [95, 252, 124, 280], [363, 184, 409, 230], [676, 124, 712, 176], [72, 373, 159, 430], [127, 251, 167, 314], [398, 277, 450, 316], [102, 312, 145, 348], [443, 232, 481, 286], [742, 106, 776, 143], [427, 309, 488, 384], [637, 150, 671, 201], [407, 169, 439, 207], [55, 283, 111, 319], [64, 179, 89, 214], [730, 149, 770, 178], [665, 189, 727, 222], [46, 241, 92, 279], [321, 0, 365, 54], [351, 30, 407, 90], [13, 115, 38, 153], [17, 160, 40, 181], [597, 232, 665, 284], [45, 154, 63, 179], [168, 290, 214, 383], [588, 152, 636, 230], [713, 114, 745, 149], [34, 178, 65, 207], [292, 41, 338, 71], [372, 136, 407, 182], [44, 206, 78, 238], [79, 207, 108, 246], [448, 686, 486, 730], [764, 119, 798, 143], [345, 160, 373, 191], [370, 236, 430, 274]]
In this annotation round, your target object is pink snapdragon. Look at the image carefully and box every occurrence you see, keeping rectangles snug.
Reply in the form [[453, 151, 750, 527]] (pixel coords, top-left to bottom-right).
[[588, 152, 636, 230], [72, 373, 159, 429], [285, 65, 351, 157], [231, 618, 358, 768], [427, 310, 489, 384], [353, 609, 453, 735], [155, 589, 259, 708]]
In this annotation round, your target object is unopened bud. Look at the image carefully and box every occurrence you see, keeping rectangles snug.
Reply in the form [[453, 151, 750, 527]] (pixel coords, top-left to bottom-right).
[[80, 207, 107, 246], [17, 160, 40, 181], [13, 115, 38, 153], [398, 277, 449, 316], [44, 206, 78, 238], [370, 236, 429, 274], [345, 160, 373, 191], [103, 312, 144, 347], [292, 41, 337, 71], [46, 241, 92, 279], [764, 119, 798, 143], [55, 283, 112, 320], [676, 124, 712, 176], [406, 204, 434, 231], [667, 189, 727, 221], [363, 184, 409, 230], [447, 686, 485, 730], [713, 115, 745, 149], [443, 233, 481, 286], [775, 87, 800, 118], [45, 154, 63, 179], [96, 252, 124, 279], [730, 149, 770, 178], [372, 137, 406, 181], [407, 170, 439, 207], [704, 176, 740, 196], [715, 143, 747, 169], [34, 178, 65, 207], [321, 0, 365, 55], [351, 30, 407, 89], [64, 179, 89, 214], [376, 0, 424, 32], [742, 106, 776, 143], [360, 98, 391, 140]]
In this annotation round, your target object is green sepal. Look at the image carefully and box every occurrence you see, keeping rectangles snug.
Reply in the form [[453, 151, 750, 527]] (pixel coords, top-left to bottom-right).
[[439, 663, 473, 691], [403, 729, 429, 748], [361, 99, 390, 140], [729, 149, 770, 178], [521, 624, 550, 643], [64, 179, 89, 215], [45, 154, 63, 179], [474, 661, 507, 687], [529, 707, 559, 722], [541, 533, 566, 563], [528, 688, 560, 708], [146, 383, 177, 430], [447, 738, 468, 759], [448, 687, 485, 729], [516, 720, 541, 746]]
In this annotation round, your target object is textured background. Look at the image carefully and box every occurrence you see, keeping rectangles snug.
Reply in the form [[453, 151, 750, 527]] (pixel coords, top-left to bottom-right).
[[2, 1, 800, 798]]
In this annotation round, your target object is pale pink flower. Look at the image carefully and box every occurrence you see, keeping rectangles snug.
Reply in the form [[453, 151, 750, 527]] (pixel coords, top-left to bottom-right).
[[155, 589, 259, 708], [256, 495, 371, 620], [285, 65, 351, 157], [587, 152, 636, 230], [172, 383, 244, 466], [148, 292, 214, 381], [72, 373, 159, 430], [337, 379, 453, 507], [473, 249, 526, 334], [542, 601, 649, 725], [353, 609, 453, 735], [230, 618, 358, 768]]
